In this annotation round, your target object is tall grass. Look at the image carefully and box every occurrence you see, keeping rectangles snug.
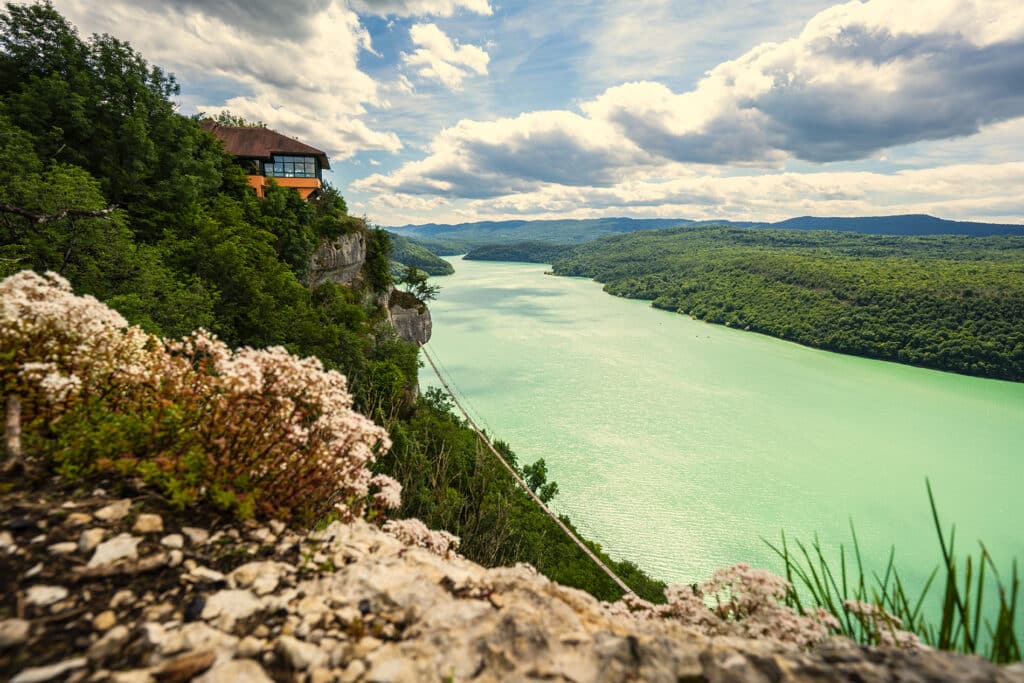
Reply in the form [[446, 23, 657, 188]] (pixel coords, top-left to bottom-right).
[[764, 480, 1020, 662]]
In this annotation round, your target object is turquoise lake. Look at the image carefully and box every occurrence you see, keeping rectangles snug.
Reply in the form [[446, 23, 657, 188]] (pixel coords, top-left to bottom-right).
[[421, 256, 1024, 596]]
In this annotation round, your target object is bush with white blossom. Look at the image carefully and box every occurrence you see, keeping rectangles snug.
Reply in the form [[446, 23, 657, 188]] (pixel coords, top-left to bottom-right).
[[0, 270, 401, 524]]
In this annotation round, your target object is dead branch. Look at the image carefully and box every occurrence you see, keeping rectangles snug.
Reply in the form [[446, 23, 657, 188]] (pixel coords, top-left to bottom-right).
[[0, 203, 118, 224]]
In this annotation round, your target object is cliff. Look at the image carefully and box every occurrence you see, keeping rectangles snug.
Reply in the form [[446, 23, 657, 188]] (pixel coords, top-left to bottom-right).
[[306, 230, 432, 346], [2, 487, 1020, 683], [387, 289, 432, 347], [308, 233, 368, 288]]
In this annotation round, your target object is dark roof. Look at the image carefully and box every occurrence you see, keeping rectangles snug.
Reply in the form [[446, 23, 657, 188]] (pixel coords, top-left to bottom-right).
[[200, 120, 330, 170]]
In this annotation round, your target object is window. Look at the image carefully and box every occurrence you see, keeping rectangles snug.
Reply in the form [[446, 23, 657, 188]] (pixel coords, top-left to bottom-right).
[[264, 155, 317, 178]]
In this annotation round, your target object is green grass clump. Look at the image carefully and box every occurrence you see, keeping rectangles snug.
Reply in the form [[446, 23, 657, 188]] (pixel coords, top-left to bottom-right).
[[765, 480, 1020, 662]]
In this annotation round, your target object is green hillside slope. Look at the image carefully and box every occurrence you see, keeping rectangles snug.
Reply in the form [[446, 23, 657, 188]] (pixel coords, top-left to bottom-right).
[[551, 226, 1024, 381]]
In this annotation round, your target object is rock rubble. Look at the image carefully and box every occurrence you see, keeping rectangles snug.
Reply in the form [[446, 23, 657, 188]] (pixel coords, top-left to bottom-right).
[[2, 487, 1022, 683]]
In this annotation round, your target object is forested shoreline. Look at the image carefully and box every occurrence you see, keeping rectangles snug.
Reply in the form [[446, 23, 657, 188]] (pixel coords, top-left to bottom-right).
[[468, 228, 1024, 381]]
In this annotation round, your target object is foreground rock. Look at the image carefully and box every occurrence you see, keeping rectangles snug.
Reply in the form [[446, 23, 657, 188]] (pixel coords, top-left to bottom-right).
[[2, 488, 1021, 683]]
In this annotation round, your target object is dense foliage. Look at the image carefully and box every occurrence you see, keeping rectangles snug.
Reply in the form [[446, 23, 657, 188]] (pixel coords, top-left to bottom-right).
[[387, 231, 454, 276], [769, 214, 1024, 237], [546, 226, 1024, 381], [0, 1, 662, 601], [1, 271, 399, 525], [465, 241, 575, 263]]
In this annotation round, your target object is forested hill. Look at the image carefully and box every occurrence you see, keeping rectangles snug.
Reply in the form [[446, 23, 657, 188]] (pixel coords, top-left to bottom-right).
[[389, 217, 691, 247], [394, 214, 1023, 253], [388, 231, 455, 276], [770, 214, 1024, 236], [546, 227, 1024, 382]]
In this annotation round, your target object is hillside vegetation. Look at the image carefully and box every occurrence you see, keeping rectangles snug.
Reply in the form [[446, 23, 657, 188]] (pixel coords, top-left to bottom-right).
[[548, 227, 1024, 381], [396, 214, 1023, 254], [465, 241, 575, 263], [0, 1, 663, 602], [390, 217, 688, 250], [388, 231, 455, 276]]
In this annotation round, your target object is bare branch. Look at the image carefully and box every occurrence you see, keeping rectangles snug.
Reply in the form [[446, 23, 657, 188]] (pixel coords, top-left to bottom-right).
[[0, 203, 118, 224]]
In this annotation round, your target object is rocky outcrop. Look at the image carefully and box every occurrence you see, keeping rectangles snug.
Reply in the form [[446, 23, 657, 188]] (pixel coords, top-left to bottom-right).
[[2, 488, 1022, 683], [306, 233, 432, 348], [308, 232, 367, 287], [387, 289, 432, 346]]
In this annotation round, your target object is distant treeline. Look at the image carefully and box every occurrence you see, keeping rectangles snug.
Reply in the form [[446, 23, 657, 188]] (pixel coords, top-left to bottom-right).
[[393, 214, 1024, 253], [469, 227, 1024, 382], [465, 241, 575, 263]]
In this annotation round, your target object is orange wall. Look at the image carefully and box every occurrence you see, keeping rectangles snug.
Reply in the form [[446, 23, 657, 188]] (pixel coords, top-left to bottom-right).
[[246, 175, 322, 200]]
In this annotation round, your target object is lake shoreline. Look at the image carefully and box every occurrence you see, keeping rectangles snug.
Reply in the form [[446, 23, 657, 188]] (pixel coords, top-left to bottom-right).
[[459, 253, 1024, 386]]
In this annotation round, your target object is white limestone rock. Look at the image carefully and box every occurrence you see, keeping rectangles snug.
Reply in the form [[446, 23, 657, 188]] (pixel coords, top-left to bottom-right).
[[160, 533, 184, 549], [94, 499, 132, 522], [132, 514, 164, 534], [201, 589, 262, 629], [276, 635, 328, 671], [46, 542, 77, 555], [88, 533, 141, 568], [10, 657, 87, 683], [182, 527, 210, 546], [79, 528, 106, 554], [0, 618, 30, 648], [25, 585, 68, 607]]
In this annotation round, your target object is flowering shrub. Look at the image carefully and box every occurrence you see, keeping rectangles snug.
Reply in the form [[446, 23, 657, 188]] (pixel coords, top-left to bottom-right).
[[608, 563, 841, 649], [1, 270, 399, 524], [383, 518, 460, 557]]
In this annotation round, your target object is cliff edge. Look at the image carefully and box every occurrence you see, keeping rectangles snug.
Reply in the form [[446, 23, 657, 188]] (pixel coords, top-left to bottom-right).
[[2, 487, 1020, 683]]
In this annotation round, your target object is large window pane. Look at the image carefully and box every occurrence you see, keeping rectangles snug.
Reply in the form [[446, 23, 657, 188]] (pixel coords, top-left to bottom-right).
[[266, 155, 316, 178]]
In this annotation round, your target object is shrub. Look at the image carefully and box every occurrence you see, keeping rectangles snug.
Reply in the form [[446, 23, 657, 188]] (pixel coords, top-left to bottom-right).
[[1, 270, 400, 525]]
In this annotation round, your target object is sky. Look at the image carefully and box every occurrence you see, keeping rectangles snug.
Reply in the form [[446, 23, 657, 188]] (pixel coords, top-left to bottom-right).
[[38, 0, 1024, 226]]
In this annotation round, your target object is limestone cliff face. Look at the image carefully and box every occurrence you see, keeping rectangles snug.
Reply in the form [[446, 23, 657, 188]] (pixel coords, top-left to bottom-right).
[[307, 232, 367, 287], [387, 288, 432, 346], [306, 232, 432, 347]]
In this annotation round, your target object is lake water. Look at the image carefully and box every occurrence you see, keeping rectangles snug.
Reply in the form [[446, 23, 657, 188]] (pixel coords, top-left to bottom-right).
[[422, 256, 1024, 598]]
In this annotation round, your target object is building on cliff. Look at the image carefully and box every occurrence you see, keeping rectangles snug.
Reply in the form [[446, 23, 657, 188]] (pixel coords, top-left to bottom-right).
[[200, 120, 330, 200]]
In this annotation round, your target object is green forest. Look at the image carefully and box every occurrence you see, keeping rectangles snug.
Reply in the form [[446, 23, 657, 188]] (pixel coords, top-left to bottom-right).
[[0, 2, 663, 602], [543, 227, 1024, 381], [388, 232, 455, 276]]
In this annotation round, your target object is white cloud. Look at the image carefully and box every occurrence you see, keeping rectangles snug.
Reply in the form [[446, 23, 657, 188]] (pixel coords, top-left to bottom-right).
[[584, 0, 1024, 164], [48, 0, 402, 160], [354, 109, 655, 197], [369, 193, 450, 211], [452, 162, 1024, 224], [357, 0, 1024, 219], [402, 23, 490, 90], [350, 0, 492, 17], [581, 0, 834, 87]]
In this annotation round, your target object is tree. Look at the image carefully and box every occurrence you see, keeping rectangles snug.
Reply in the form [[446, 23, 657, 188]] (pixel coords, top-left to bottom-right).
[[522, 458, 559, 504], [398, 264, 440, 302], [208, 110, 266, 128]]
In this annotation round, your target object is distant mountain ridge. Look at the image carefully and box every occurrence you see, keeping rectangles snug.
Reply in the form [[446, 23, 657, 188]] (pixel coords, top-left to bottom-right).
[[389, 214, 1024, 250], [388, 217, 696, 247], [769, 214, 1024, 236]]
